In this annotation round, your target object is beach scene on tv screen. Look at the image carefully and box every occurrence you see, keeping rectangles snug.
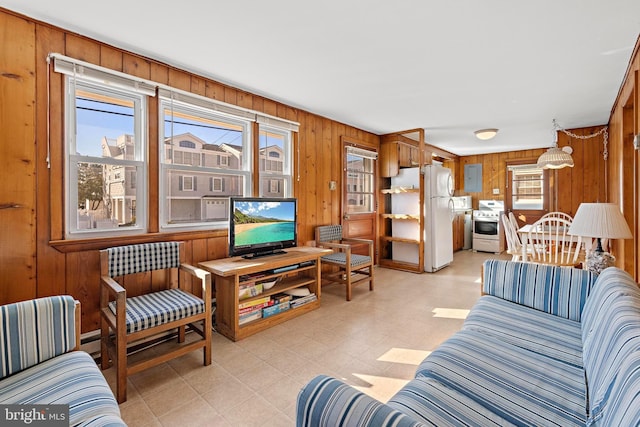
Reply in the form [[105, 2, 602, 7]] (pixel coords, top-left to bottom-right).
[[234, 201, 295, 245]]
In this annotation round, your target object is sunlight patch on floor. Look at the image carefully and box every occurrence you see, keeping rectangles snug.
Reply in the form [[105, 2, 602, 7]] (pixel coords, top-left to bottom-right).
[[432, 307, 470, 319], [352, 373, 412, 402], [377, 347, 431, 365]]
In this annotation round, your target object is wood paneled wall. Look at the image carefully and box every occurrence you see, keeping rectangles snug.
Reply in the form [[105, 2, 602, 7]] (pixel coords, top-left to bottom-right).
[[455, 129, 608, 217], [2, 7, 639, 331], [607, 34, 640, 279], [0, 9, 378, 331]]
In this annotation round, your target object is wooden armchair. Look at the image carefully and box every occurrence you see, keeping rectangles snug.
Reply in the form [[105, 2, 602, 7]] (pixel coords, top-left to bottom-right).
[[99, 241, 212, 403], [315, 225, 374, 301]]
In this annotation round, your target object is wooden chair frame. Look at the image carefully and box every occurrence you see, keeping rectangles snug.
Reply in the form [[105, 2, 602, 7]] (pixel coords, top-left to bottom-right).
[[540, 211, 574, 222], [527, 217, 583, 266], [99, 242, 212, 403], [502, 213, 522, 261], [315, 225, 374, 301]]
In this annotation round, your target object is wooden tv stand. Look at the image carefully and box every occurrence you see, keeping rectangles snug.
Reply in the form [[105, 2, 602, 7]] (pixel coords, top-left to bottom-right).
[[198, 247, 330, 341]]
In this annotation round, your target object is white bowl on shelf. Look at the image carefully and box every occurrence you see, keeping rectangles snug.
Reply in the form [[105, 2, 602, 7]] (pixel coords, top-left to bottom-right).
[[260, 279, 278, 290]]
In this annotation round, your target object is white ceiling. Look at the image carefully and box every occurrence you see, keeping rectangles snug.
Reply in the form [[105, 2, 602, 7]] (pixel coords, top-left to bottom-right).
[[3, 0, 640, 155]]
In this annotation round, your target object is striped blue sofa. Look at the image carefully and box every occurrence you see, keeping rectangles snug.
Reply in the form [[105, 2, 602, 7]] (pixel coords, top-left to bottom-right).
[[297, 259, 640, 426], [0, 296, 125, 427]]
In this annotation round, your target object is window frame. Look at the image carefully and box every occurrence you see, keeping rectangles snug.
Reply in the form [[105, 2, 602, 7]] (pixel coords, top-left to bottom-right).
[[505, 160, 550, 223], [158, 96, 253, 231], [53, 54, 300, 244], [64, 77, 148, 239], [258, 125, 292, 198]]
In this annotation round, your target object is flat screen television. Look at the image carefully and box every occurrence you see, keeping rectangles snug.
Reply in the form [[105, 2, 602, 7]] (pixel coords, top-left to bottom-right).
[[229, 197, 297, 258]]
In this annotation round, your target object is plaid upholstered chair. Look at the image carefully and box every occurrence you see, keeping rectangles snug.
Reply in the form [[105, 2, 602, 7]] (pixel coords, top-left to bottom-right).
[[315, 225, 374, 301], [100, 242, 212, 403]]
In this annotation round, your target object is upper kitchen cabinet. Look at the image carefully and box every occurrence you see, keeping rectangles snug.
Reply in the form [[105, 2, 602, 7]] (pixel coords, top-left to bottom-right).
[[379, 130, 427, 177]]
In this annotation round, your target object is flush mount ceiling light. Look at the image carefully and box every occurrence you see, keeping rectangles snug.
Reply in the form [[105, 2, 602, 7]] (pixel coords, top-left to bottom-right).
[[474, 128, 498, 140]]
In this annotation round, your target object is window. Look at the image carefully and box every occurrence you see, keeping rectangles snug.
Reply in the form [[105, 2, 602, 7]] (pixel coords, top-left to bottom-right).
[[55, 54, 299, 239], [268, 179, 281, 194], [180, 176, 195, 191], [65, 79, 147, 237], [506, 162, 549, 220], [160, 95, 251, 229], [210, 177, 224, 192], [258, 126, 292, 197], [345, 147, 376, 213]]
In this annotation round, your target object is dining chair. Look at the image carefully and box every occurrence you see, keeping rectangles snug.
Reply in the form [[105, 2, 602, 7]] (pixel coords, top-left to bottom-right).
[[502, 214, 522, 261], [315, 225, 374, 301], [527, 217, 583, 266], [100, 241, 212, 403], [540, 211, 574, 222], [508, 212, 520, 229]]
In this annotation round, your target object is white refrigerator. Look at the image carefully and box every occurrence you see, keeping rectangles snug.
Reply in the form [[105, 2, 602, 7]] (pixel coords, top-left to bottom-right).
[[424, 164, 454, 272]]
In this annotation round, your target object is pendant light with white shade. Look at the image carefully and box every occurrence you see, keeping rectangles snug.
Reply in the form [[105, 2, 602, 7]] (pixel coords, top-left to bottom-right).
[[536, 119, 575, 169]]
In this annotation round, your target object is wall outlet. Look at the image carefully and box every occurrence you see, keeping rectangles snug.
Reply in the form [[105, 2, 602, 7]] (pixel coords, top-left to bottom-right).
[[329, 181, 337, 190], [492, 188, 500, 195]]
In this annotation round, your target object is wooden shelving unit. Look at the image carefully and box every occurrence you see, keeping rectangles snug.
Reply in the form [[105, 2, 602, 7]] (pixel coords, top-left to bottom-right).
[[378, 129, 428, 273], [199, 247, 330, 341]]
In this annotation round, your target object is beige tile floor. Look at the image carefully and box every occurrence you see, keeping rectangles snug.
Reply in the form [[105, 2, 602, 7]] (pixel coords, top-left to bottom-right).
[[102, 250, 509, 426]]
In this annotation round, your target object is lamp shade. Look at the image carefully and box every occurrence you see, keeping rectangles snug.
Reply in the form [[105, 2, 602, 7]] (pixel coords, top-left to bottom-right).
[[568, 203, 632, 239], [536, 147, 574, 169]]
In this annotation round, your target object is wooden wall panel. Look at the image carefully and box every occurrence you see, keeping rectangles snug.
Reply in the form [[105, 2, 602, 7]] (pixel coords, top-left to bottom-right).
[[0, 8, 380, 331], [35, 24, 66, 298], [457, 140, 605, 217], [4, 6, 638, 327], [0, 13, 37, 303]]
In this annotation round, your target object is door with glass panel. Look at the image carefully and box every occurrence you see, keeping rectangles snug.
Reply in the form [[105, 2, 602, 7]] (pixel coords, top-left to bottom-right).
[[342, 142, 377, 256]]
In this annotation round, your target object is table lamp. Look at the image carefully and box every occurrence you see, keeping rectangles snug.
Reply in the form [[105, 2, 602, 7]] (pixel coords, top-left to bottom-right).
[[568, 203, 632, 273]]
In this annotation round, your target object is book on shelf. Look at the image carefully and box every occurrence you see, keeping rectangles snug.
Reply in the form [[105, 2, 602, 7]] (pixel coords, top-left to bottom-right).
[[239, 308, 262, 325], [238, 296, 271, 310], [262, 301, 291, 318], [238, 300, 273, 315], [290, 293, 317, 308], [239, 282, 263, 300], [270, 293, 292, 305]]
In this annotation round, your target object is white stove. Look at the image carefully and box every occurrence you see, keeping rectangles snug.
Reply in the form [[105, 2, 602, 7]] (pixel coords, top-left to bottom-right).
[[472, 200, 505, 254]]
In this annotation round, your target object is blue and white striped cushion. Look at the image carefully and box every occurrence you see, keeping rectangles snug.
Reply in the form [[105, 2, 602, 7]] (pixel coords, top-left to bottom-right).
[[0, 351, 123, 427], [106, 242, 180, 277], [296, 375, 425, 427], [321, 252, 371, 267], [387, 378, 515, 426], [463, 295, 584, 367], [415, 330, 587, 427], [580, 267, 640, 424], [0, 295, 76, 379], [109, 288, 204, 334], [483, 259, 598, 321]]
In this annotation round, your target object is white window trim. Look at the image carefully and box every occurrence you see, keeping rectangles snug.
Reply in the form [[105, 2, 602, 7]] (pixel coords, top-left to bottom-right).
[[212, 177, 224, 192], [64, 76, 148, 239], [259, 125, 293, 197], [159, 96, 252, 231]]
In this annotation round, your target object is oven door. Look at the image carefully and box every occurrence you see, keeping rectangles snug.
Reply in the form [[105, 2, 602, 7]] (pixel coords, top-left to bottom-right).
[[473, 218, 499, 239]]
